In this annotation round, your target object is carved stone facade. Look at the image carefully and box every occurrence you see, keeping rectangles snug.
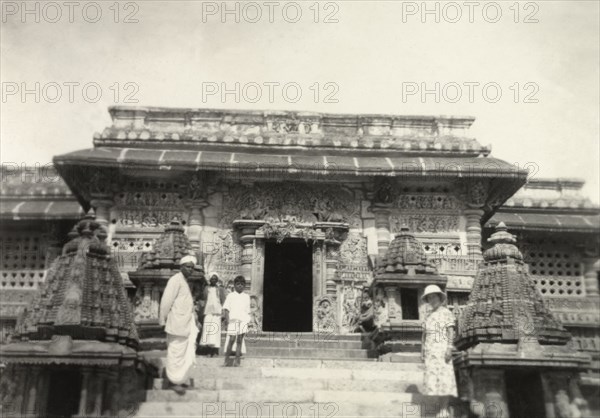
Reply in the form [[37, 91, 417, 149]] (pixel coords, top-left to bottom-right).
[[1, 107, 599, 413], [220, 182, 360, 227]]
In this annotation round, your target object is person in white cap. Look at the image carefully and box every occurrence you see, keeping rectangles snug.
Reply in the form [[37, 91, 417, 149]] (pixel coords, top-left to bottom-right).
[[198, 272, 227, 356], [159, 255, 200, 394], [421, 284, 458, 415]]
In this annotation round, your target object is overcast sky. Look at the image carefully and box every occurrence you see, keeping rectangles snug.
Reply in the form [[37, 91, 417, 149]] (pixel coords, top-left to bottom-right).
[[1, 1, 598, 201]]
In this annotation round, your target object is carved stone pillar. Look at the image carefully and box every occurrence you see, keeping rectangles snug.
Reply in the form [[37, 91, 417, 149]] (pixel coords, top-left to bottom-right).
[[92, 369, 105, 417], [36, 371, 49, 417], [186, 200, 208, 255], [104, 369, 119, 417], [238, 224, 260, 290], [78, 367, 92, 417], [372, 205, 392, 258], [91, 198, 114, 241], [325, 243, 341, 295], [582, 256, 599, 297], [12, 366, 27, 415], [464, 208, 484, 259], [385, 285, 402, 325], [25, 366, 40, 415]]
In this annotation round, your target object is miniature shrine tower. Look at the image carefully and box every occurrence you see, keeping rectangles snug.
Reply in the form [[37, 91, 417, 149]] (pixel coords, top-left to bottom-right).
[[0, 212, 155, 417], [454, 223, 591, 418], [371, 226, 447, 356]]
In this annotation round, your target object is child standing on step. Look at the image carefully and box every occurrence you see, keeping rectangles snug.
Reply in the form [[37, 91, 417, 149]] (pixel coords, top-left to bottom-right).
[[222, 275, 250, 367]]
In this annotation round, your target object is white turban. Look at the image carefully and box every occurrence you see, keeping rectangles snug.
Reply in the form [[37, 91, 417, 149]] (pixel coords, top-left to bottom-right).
[[207, 271, 219, 284], [179, 255, 197, 266]]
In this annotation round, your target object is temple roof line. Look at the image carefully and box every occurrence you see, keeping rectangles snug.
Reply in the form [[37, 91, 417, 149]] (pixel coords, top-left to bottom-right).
[[109, 106, 477, 127], [99, 106, 489, 157], [502, 178, 599, 212]]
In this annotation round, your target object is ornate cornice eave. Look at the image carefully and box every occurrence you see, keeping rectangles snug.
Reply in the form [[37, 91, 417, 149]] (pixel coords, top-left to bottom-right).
[[454, 342, 591, 370]]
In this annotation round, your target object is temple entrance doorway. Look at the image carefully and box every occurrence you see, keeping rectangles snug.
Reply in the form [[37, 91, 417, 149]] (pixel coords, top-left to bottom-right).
[[505, 370, 546, 418], [262, 240, 313, 332], [46, 369, 82, 417]]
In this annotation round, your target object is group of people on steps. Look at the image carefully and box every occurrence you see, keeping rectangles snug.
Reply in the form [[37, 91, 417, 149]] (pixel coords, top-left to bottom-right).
[[159, 256, 458, 417]]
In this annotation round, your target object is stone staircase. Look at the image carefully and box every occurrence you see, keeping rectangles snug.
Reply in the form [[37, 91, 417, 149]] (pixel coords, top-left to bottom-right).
[[135, 333, 460, 417]]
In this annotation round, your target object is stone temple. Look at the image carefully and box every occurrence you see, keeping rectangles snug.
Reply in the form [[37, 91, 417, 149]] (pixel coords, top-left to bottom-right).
[[0, 106, 598, 417]]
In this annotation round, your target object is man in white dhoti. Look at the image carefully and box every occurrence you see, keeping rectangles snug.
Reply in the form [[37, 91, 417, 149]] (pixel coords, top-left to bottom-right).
[[199, 272, 227, 356], [159, 255, 199, 394]]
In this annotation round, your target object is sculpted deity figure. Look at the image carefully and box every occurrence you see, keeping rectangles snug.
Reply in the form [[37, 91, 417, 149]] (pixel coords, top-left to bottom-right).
[[314, 297, 337, 332], [249, 295, 263, 332], [56, 285, 82, 324]]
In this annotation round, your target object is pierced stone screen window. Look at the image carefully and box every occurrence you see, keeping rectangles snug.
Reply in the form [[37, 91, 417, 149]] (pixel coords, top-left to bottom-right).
[[0, 234, 47, 289], [520, 238, 585, 297]]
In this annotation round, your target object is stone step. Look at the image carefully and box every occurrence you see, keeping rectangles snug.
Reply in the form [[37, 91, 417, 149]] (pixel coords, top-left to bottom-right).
[[183, 364, 424, 381], [152, 374, 423, 394], [244, 332, 368, 341], [246, 346, 376, 359], [135, 394, 453, 417], [143, 353, 423, 371], [244, 338, 369, 349], [140, 335, 379, 352]]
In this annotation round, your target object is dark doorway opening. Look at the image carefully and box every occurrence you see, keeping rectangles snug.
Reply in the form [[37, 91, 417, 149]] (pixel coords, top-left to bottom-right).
[[46, 369, 82, 418], [505, 370, 546, 418], [401, 288, 419, 320], [263, 240, 313, 332]]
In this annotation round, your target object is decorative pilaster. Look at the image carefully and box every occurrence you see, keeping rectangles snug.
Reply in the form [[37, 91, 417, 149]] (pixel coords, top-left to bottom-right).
[[186, 199, 209, 258], [582, 255, 599, 297], [372, 204, 392, 258], [90, 198, 114, 241], [92, 369, 105, 417], [78, 367, 92, 417], [185, 172, 210, 256], [385, 285, 401, 325], [235, 222, 262, 290], [104, 369, 120, 417], [25, 366, 40, 415], [12, 366, 27, 415], [464, 208, 484, 259], [325, 243, 341, 295]]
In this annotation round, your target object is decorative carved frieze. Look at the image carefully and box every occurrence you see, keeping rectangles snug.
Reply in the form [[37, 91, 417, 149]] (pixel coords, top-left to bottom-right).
[[220, 183, 360, 228], [390, 215, 460, 233], [258, 220, 318, 244], [430, 256, 480, 276], [204, 230, 243, 282], [394, 194, 461, 211], [464, 179, 489, 208], [313, 295, 337, 333], [115, 191, 183, 207], [339, 283, 365, 333], [383, 193, 462, 234], [249, 294, 263, 332], [336, 233, 372, 283], [445, 275, 475, 290], [114, 192, 187, 229]]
